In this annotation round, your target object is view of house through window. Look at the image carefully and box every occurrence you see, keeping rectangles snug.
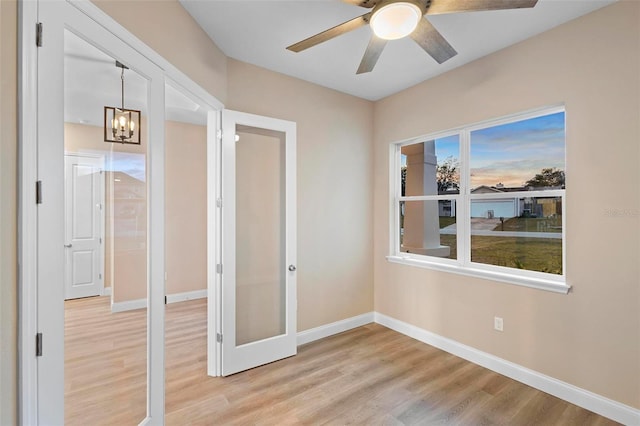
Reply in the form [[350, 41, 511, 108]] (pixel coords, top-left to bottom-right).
[[393, 107, 565, 283]]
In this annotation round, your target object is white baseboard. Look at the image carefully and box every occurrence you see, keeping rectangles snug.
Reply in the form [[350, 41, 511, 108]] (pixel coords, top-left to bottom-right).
[[111, 289, 207, 313], [297, 312, 374, 346], [165, 289, 207, 304], [374, 312, 640, 425], [111, 297, 146, 313], [102, 286, 112, 296]]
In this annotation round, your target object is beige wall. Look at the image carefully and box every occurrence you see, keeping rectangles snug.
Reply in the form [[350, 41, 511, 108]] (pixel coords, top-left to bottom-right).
[[373, 1, 640, 409], [65, 120, 207, 303], [0, 0, 17, 423], [93, 0, 227, 105], [227, 59, 375, 332], [165, 120, 207, 295]]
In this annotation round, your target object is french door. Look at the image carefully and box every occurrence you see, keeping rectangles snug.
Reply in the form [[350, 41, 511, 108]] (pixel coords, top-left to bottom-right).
[[220, 110, 297, 376], [32, 1, 165, 423], [25, 1, 295, 423]]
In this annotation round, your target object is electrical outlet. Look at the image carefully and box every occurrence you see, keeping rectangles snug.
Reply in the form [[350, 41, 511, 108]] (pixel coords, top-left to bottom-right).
[[494, 316, 504, 332]]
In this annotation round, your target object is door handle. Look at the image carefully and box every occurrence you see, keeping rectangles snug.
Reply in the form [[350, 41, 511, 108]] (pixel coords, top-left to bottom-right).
[[288, 265, 296, 272], [64, 244, 72, 248]]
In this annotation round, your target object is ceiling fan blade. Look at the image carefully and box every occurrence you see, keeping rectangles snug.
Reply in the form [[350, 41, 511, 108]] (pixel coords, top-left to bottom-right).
[[356, 35, 387, 74], [427, 0, 538, 15], [287, 13, 372, 53], [410, 18, 458, 64], [341, 0, 378, 8]]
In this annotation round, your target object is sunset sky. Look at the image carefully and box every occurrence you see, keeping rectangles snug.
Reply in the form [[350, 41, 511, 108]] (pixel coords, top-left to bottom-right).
[[428, 111, 565, 189], [469, 112, 565, 188]]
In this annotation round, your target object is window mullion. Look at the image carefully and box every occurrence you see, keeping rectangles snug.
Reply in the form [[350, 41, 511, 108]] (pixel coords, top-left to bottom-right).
[[398, 195, 453, 202], [460, 129, 471, 266]]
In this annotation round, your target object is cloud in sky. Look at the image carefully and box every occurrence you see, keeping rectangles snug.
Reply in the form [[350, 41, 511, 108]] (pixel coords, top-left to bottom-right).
[[471, 160, 555, 187], [106, 151, 146, 182], [435, 135, 460, 163], [469, 112, 565, 187], [401, 112, 565, 188]]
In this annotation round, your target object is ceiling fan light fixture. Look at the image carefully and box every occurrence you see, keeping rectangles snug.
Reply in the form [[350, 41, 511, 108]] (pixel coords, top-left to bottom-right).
[[370, 2, 422, 41]]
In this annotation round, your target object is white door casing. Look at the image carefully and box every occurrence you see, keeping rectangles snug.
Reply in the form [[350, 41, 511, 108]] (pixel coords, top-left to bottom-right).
[[221, 110, 297, 376], [64, 154, 105, 300]]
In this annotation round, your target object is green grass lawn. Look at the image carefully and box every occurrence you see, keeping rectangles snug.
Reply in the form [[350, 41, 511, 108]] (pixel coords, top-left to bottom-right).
[[439, 216, 456, 229], [439, 234, 457, 260], [472, 236, 562, 274], [437, 235, 561, 274], [402, 216, 563, 275], [494, 216, 562, 233]]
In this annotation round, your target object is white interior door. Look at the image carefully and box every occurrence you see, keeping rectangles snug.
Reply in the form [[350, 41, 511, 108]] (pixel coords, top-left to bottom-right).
[[221, 110, 297, 376], [64, 154, 105, 300]]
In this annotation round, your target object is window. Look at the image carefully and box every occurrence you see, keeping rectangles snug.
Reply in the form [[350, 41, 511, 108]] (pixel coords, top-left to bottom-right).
[[389, 107, 568, 293]]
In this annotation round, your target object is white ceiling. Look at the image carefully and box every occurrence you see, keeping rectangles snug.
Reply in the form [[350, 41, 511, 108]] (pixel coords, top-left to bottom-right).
[[64, 30, 208, 127], [64, 0, 615, 123], [180, 0, 615, 101]]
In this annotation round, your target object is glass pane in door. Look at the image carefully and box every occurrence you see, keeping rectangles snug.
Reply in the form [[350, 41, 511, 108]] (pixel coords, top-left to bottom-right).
[[64, 29, 148, 425], [235, 125, 286, 346]]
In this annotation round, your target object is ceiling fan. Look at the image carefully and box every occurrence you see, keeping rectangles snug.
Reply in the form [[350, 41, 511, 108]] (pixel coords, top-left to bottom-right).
[[286, 0, 538, 74]]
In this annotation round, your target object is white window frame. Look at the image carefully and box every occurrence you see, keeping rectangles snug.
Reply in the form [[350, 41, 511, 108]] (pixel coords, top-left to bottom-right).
[[387, 105, 570, 294]]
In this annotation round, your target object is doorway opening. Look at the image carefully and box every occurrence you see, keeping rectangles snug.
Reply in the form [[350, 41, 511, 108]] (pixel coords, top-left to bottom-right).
[[163, 80, 219, 414]]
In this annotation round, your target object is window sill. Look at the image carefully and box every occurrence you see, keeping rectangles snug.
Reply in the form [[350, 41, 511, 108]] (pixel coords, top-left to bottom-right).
[[386, 255, 571, 294]]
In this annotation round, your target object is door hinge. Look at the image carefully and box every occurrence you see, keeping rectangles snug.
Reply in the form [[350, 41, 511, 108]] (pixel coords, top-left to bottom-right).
[[36, 333, 43, 357], [216, 264, 223, 274], [36, 22, 43, 47], [216, 130, 222, 141], [35, 181, 42, 204], [99, 237, 103, 244], [99, 273, 102, 280], [216, 333, 223, 343], [216, 198, 223, 208], [164, 296, 167, 305]]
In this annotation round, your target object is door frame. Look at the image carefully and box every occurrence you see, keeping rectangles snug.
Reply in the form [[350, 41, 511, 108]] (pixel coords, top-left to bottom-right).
[[18, 0, 224, 423], [63, 153, 106, 300], [26, 1, 167, 423]]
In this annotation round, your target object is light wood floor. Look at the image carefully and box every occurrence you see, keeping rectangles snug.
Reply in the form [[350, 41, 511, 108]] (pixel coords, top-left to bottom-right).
[[65, 296, 619, 425]]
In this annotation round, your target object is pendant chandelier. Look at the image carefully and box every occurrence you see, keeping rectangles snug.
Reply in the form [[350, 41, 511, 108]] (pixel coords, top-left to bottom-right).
[[104, 61, 141, 144]]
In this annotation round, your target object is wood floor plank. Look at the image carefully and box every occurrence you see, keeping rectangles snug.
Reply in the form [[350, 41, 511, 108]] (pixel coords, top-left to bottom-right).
[[64, 296, 621, 425]]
